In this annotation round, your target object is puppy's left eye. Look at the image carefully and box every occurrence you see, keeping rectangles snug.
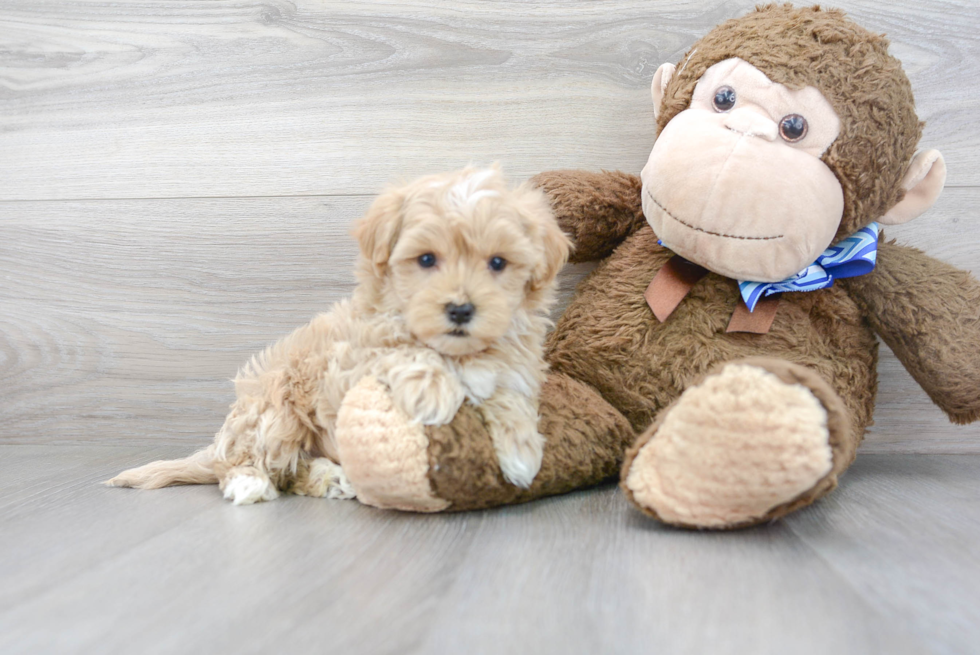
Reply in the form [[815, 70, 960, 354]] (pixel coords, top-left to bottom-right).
[[489, 256, 507, 272], [418, 253, 437, 268]]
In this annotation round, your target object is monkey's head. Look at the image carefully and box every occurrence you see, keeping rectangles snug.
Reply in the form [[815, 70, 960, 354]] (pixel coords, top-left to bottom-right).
[[641, 4, 947, 282]]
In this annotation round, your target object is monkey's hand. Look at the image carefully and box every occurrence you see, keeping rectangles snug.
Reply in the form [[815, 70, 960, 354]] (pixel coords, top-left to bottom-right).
[[530, 170, 647, 262], [843, 239, 980, 424]]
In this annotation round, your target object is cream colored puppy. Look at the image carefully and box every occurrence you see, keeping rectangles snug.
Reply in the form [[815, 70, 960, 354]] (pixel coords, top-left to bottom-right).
[[108, 167, 571, 504]]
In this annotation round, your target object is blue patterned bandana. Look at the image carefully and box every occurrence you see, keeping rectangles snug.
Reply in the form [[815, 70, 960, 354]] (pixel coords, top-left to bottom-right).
[[737, 223, 881, 312]]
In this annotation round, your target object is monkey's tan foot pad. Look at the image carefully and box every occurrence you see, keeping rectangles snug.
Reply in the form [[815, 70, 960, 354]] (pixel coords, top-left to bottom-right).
[[621, 360, 842, 529], [335, 376, 450, 512]]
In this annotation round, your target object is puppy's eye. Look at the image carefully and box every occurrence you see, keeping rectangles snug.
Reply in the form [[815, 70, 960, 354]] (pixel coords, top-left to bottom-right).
[[712, 86, 736, 112], [488, 256, 507, 272], [418, 253, 437, 268]]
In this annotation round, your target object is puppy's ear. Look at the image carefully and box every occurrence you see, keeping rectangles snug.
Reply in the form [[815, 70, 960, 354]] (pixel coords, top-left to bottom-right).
[[352, 186, 405, 276], [517, 183, 573, 293]]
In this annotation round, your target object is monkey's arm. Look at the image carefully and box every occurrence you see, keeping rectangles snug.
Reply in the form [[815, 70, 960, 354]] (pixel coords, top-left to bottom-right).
[[530, 170, 647, 263], [842, 239, 980, 424]]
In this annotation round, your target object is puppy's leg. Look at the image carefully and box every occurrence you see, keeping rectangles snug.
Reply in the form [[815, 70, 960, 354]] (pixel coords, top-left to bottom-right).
[[210, 318, 329, 505], [211, 411, 284, 506], [381, 351, 466, 426], [288, 457, 356, 500], [480, 388, 544, 489], [211, 403, 318, 505]]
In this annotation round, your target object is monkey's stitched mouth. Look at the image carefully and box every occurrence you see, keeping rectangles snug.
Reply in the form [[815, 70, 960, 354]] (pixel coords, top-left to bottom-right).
[[646, 190, 784, 241]]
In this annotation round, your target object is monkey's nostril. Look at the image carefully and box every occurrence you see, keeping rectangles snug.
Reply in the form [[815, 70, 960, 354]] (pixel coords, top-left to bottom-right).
[[446, 302, 475, 325]]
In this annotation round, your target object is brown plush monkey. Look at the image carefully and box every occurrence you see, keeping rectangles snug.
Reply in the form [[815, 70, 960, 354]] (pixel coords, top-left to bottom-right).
[[332, 4, 980, 528]]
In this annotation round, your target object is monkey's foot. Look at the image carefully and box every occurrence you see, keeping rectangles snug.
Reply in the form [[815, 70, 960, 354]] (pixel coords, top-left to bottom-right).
[[621, 358, 851, 529], [335, 377, 450, 512]]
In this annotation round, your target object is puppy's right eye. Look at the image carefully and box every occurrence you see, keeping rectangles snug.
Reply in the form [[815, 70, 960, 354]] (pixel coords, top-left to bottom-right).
[[418, 253, 437, 268]]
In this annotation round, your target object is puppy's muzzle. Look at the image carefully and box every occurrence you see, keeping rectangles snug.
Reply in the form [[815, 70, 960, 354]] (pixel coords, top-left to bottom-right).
[[446, 302, 475, 326]]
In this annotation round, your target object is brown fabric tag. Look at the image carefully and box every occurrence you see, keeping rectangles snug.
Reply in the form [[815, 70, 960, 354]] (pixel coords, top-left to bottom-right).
[[726, 295, 781, 334], [645, 256, 709, 322]]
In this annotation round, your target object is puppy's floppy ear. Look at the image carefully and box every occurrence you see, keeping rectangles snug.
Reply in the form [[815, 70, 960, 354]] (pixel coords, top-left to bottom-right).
[[516, 183, 573, 293], [352, 186, 405, 276]]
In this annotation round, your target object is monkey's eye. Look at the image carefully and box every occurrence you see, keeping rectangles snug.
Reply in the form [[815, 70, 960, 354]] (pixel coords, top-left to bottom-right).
[[418, 253, 437, 268], [489, 256, 507, 272], [712, 86, 736, 112], [779, 114, 808, 142]]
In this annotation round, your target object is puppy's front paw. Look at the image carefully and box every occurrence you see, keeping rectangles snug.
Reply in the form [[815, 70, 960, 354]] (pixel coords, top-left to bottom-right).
[[388, 365, 465, 426], [492, 427, 545, 489]]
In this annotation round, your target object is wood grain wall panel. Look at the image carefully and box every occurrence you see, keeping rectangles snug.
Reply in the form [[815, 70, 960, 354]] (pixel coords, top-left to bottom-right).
[[2, 188, 977, 450], [1, 0, 977, 200]]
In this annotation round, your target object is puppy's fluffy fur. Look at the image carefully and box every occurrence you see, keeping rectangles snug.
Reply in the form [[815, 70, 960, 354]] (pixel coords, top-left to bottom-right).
[[108, 167, 571, 504]]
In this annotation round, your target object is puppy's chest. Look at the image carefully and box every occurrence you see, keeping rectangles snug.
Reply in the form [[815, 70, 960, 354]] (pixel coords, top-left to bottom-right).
[[455, 363, 499, 404], [452, 361, 533, 405]]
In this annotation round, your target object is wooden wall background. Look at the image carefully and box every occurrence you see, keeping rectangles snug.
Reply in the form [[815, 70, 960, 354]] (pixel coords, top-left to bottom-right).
[[1, 0, 978, 453]]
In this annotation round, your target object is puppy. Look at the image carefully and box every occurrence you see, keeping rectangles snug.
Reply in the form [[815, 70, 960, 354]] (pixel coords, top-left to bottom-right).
[[107, 166, 571, 504]]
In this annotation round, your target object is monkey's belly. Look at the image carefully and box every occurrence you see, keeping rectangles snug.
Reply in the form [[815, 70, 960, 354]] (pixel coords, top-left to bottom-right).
[[546, 227, 878, 435]]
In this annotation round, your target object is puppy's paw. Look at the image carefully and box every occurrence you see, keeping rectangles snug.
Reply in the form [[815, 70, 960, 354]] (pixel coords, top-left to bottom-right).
[[299, 458, 356, 500], [492, 426, 545, 489], [387, 365, 465, 426], [222, 473, 279, 505]]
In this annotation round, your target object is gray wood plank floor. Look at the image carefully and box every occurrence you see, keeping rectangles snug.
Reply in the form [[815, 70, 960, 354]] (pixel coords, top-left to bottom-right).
[[1, 446, 978, 655], [3, 1, 980, 653]]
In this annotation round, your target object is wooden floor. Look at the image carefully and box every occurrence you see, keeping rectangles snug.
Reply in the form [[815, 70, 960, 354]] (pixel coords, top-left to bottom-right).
[[1, 447, 979, 654], [2, 1, 980, 653]]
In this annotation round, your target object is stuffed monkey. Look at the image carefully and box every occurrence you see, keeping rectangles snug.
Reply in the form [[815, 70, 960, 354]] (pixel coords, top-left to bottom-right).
[[334, 4, 980, 528]]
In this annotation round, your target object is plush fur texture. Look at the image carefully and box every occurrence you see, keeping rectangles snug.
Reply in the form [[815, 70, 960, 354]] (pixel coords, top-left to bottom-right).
[[546, 224, 878, 441], [425, 372, 636, 511], [532, 170, 647, 263], [843, 240, 980, 424], [107, 166, 572, 502]]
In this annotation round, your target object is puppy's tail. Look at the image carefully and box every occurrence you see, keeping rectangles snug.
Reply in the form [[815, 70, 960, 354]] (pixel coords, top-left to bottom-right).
[[105, 444, 218, 489]]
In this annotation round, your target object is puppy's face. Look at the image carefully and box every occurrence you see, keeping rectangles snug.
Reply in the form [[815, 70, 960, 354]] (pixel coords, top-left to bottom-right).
[[353, 167, 570, 356]]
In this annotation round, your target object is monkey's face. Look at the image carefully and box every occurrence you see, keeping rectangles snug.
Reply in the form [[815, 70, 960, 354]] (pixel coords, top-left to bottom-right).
[[641, 58, 845, 282]]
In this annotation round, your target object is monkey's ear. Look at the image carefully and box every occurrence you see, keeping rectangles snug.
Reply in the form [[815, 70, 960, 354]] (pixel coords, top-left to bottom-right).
[[880, 150, 947, 225], [351, 187, 406, 275], [651, 63, 676, 120]]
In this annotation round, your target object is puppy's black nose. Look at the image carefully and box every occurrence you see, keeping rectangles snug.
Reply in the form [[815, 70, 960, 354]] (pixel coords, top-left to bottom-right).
[[446, 302, 475, 325]]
